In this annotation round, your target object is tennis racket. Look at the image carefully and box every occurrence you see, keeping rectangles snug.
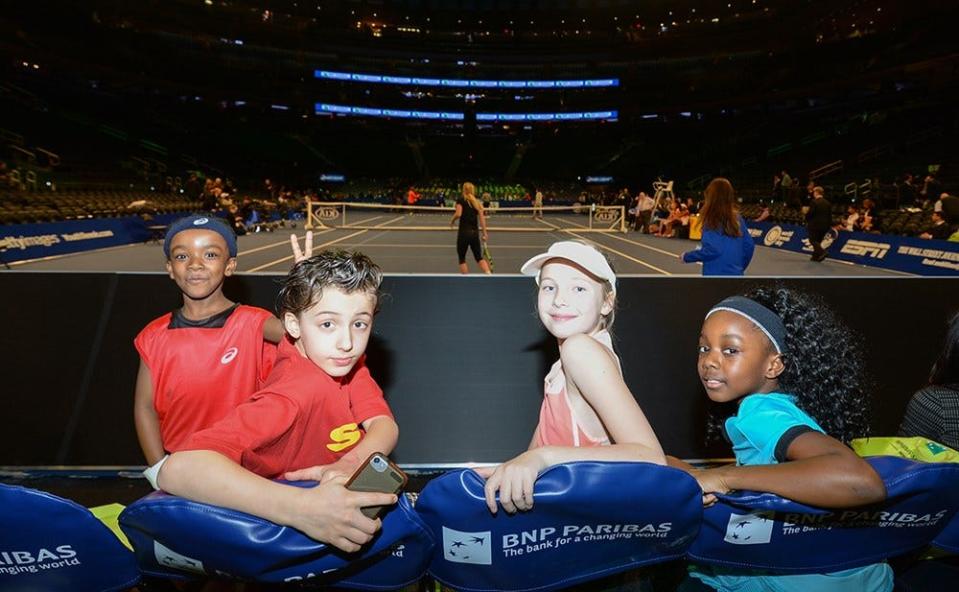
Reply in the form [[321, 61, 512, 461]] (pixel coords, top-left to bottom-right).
[[482, 240, 494, 272]]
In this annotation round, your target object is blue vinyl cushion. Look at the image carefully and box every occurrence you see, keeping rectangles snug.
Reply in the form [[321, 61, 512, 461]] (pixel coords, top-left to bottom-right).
[[118, 482, 434, 589], [0, 483, 140, 592]]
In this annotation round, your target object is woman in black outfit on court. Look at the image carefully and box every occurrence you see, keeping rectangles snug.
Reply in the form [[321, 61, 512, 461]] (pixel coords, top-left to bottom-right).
[[450, 181, 492, 274]]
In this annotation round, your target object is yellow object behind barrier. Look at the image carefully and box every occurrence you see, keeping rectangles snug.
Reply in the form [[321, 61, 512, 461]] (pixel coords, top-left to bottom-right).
[[851, 436, 959, 463], [690, 215, 703, 240], [90, 502, 132, 550]]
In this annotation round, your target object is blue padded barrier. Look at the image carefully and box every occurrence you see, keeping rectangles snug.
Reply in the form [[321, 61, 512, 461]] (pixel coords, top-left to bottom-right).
[[415, 462, 702, 592], [118, 484, 434, 588], [0, 483, 140, 592], [932, 510, 959, 554], [687, 456, 959, 574]]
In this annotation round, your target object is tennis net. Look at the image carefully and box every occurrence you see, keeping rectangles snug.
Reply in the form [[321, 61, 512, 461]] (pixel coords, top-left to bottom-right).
[[305, 201, 626, 233]]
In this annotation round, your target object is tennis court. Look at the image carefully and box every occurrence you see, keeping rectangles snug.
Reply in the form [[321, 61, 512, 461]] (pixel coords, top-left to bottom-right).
[[7, 203, 905, 276]]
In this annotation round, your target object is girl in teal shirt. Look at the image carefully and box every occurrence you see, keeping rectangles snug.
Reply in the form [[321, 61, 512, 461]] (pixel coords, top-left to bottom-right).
[[677, 286, 893, 592]]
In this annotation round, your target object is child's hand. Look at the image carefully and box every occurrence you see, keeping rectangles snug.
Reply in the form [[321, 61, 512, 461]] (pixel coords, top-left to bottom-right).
[[284, 451, 365, 483], [290, 474, 396, 553], [474, 450, 547, 515], [284, 463, 351, 484], [691, 467, 731, 507], [290, 231, 313, 263], [283, 464, 335, 483]]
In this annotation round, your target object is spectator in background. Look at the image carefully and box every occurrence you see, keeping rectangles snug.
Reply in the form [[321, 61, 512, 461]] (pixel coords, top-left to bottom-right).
[[674, 204, 692, 239], [406, 186, 419, 206], [780, 169, 794, 202], [900, 312, 959, 449], [657, 198, 682, 237], [772, 174, 781, 200], [755, 201, 772, 222], [920, 211, 953, 241], [939, 193, 959, 226], [806, 186, 832, 262], [680, 178, 754, 276], [185, 173, 201, 201], [921, 174, 942, 207], [857, 199, 876, 233], [264, 178, 277, 200], [901, 173, 918, 206], [843, 204, 861, 232], [634, 191, 655, 233]]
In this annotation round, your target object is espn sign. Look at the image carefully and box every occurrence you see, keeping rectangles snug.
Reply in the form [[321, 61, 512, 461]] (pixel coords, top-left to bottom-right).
[[840, 239, 891, 259]]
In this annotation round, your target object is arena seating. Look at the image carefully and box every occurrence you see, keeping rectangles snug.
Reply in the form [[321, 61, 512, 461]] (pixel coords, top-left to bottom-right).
[[0, 190, 201, 225]]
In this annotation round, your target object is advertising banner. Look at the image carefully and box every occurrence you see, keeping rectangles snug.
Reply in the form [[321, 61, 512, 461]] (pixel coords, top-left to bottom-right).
[[745, 221, 959, 276]]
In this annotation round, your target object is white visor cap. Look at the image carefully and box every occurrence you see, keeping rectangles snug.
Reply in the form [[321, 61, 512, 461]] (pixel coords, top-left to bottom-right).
[[520, 241, 617, 296]]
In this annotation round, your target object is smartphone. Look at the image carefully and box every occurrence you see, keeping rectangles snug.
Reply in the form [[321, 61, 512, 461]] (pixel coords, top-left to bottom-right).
[[345, 452, 408, 519]]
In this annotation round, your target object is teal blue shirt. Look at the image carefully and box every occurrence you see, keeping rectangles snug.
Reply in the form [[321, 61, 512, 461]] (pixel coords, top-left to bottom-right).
[[726, 393, 824, 466], [690, 393, 893, 592]]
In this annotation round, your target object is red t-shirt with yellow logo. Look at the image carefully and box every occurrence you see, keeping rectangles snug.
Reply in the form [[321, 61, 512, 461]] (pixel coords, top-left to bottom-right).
[[180, 337, 392, 478]]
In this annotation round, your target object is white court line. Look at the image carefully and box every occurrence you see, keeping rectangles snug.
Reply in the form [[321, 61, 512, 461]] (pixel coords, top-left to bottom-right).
[[601, 232, 684, 257], [237, 229, 333, 257], [343, 214, 392, 228], [540, 216, 673, 274], [373, 215, 411, 229], [545, 215, 682, 257], [563, 230, 672, 275], [245, 229, 369, 272], [331, 242, 539, 250]]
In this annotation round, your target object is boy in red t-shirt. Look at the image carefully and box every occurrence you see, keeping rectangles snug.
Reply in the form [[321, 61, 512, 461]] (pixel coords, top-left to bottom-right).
[[134, 215, 286, 465], [155, 250, 399, 552]]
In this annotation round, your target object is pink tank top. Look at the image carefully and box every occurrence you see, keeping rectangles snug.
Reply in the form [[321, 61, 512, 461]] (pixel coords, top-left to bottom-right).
[[533, 330, 616, 448]]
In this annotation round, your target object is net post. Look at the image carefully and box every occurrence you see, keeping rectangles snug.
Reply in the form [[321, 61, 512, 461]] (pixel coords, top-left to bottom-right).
[[305, 200, 314, 230], [619, 205, 626, 233], [589, 203, 595, 231], [342, 203, 347, 226]]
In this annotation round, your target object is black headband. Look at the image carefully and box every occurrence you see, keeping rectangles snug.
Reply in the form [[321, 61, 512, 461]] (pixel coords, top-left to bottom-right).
[[705, 296, 787, 354]]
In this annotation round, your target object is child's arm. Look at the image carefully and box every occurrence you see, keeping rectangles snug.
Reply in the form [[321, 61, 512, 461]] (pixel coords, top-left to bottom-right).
[[560, 334, 665, 463], [133, 360, 166, 465], [691, 431, 886, 508], [682, 230, 721, 263], [666, 456, 694, 471], [285, 416, 399, 482], [263, 317, 286, 343], [157, 450, 397, 553], [526, 425, 542, 451]]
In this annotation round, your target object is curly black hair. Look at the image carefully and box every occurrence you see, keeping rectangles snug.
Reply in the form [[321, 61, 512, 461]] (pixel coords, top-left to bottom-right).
[[705, 285, 871, 444]]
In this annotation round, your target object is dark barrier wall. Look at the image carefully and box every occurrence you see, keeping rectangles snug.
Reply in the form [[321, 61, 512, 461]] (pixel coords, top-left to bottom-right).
[[1, 272, 956, 466]]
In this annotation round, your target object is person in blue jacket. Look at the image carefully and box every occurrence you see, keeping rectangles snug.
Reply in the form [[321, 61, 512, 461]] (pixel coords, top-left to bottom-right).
[[681, 178, 754, 276]]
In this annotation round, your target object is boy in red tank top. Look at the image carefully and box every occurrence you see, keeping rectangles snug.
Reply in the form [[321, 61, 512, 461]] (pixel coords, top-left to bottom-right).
[[133, 215, 287, 464]]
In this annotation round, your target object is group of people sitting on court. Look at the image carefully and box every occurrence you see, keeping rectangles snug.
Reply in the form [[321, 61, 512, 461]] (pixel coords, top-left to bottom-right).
[[131, 212, 958, 591]]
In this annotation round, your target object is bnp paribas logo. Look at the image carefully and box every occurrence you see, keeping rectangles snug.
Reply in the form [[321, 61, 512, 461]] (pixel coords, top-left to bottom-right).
[[723, 512, 774, 545], [442, 526, 492, 565]]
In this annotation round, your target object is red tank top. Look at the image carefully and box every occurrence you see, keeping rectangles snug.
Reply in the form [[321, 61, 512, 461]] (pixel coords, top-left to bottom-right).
[[134, 304, 277, 452]]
